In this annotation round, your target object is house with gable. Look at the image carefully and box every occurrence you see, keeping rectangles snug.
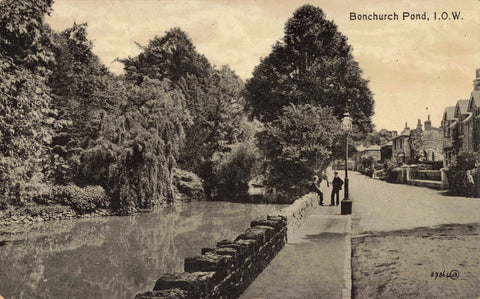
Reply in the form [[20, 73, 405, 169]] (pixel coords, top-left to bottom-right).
[[464, 69, 480, 152], [441, 106, 456, 167], [392, 122, 411, 162]]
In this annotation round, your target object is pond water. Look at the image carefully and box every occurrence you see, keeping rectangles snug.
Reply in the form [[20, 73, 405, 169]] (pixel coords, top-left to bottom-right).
[[0, 201, 286, 299]]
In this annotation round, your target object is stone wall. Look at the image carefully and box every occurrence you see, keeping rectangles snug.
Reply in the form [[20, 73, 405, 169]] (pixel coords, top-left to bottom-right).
[[134, 193, 319, 299]]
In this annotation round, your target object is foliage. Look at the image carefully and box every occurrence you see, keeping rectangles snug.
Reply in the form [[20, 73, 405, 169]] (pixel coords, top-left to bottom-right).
[[245, 4, 374, 134], [172, 168, 205, 201], [360, 156, 375, 169], [48, 22, 117, 185], [210, 139, 262, 191], [53, 184, 108, 213], [121, 29, 248, 193], [449, 151, 480, 171], [408, 127, 424, 162], [257, 104, 340, 196], [0, 0, 56, 205], [383, 159, 400, 183], [77, 78, 190, 214], [445, 152, 480, 196], [120, 28, 211, 85], [177, 66, 247, 173]]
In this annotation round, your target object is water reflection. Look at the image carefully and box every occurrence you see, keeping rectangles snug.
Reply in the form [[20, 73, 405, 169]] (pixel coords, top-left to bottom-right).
[[0, 201, 286, 299]]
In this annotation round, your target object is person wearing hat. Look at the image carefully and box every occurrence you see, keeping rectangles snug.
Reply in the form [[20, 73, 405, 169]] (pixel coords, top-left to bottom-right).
[[311, 171, 329, 205], [331, 171, 343, 206]]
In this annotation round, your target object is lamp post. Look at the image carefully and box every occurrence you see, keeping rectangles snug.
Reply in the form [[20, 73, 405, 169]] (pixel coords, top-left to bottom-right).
[[341, 112, 352, 215]]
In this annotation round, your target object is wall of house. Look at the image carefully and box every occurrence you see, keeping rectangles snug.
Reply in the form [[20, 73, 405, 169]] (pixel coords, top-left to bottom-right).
[[422, 130, 443, 161]]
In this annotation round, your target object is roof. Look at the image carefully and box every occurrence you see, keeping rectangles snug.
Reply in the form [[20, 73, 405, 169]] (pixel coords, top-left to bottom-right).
[[455, 99, 470, 117], [470, 90, 480, 109], [443, 106, 456, 121], [365, 145, 381, 151], [400, 127, 410, 137], [381, 141, 393, 147], [354, 145, 367, 152]]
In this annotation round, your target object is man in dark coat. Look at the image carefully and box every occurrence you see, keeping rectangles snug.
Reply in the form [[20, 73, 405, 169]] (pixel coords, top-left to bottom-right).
[[331, 171, 343, 206]]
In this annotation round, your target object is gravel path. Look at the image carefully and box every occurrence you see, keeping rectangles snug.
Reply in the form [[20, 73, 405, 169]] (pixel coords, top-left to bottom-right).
[[347, 171, 480, 298]]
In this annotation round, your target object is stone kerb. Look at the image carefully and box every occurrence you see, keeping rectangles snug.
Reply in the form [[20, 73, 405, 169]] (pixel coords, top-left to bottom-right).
[[134, 193, 318, 299]]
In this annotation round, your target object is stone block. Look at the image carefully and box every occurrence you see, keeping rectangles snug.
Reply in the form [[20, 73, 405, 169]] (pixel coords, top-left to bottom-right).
[[267, 215, 287, 226], [216, 239, 232, 247], [201, 247, 215, 255], [214, 247, 240, 265], [236, 228, 266, 245], [218, 241, 251, 261], [184, 254, 233, 280], [134, 289, 189, 299], [153, 272, 215, 297], [234, 238, 258, 254], [251, 225, 275, 239], [250, 219, 284, 231]]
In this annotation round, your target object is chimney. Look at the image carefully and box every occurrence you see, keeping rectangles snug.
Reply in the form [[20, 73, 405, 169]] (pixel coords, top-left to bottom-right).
[[416, 119, 423, 131], [424, 114, 432, 131], [474, 68, 480, 91]]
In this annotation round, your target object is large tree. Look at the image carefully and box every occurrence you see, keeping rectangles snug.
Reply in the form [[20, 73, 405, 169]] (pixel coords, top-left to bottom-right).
[[257, 104, 340, 197], [245, 4, 374, 133], [0, 0, 55, 205], [121, 29, 248, 181]]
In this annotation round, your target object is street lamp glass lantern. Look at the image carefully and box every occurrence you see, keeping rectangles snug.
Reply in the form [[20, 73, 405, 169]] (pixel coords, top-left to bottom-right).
[[341, 112, 353, 132]]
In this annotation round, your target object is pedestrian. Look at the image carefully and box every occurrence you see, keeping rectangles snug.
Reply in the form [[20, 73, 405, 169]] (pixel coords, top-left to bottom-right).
[[331, 171, 343, 206], [464, 170, 475, 198], [311, 176, 323, 205]]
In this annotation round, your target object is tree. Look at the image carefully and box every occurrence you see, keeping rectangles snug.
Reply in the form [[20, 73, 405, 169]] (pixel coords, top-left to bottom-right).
[[77, 78, 191, 213], [121, 29, 249, 192], [0, 0, 55, 205], [408, 127, 424, 162], [245, 4, 374, 134], [257, 104, 340, 197], [120, 28, 211, 85], [47, 22, 121, 184]]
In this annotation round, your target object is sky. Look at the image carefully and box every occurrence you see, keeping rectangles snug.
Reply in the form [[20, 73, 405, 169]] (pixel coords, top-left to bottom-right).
[[45, 0, 480, 132]]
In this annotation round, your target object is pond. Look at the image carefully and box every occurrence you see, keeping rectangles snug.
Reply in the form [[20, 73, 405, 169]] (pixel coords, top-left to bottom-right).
[[0, 201, 287, 299]]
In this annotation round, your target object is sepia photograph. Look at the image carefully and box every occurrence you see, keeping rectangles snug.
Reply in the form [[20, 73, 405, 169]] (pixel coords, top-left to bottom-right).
[[0, 0, 479, 298]]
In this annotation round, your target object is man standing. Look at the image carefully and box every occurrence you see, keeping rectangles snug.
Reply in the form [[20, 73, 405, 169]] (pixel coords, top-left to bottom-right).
[[312, 171, 329, 206], [331, 171, 343, 206]]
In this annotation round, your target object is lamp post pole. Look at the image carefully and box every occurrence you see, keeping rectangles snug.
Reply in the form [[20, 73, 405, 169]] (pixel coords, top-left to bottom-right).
[[341, 112, 352, 215], [344, 131, 349, 200]]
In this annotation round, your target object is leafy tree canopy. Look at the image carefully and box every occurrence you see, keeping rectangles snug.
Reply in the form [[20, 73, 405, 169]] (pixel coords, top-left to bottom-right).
[[245, 4, 374, 134], [257, 103, 340, 196]]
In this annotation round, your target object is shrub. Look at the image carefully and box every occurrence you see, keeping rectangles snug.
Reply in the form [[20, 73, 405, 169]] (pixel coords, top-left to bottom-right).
[[365, 167, 374, 178], [211, 141, 262, 192], [446, 152, 480, 197], [173, 168, 205, 201], [383, 159, 400, 183], [53, 184, 109, 213]]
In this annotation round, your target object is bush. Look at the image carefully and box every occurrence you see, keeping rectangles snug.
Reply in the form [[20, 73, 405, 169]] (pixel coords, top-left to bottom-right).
[[365, 167, 374, 178], [446, 152, 480, 197], [173, 168, 205, 201], [211, 141, 261, 191], [383, 159, 400, 183], [53, 184, 109, 213]]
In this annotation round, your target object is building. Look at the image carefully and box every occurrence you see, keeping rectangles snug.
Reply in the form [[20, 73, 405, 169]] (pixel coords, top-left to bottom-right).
[[464, 69, 480, 152], [392, 118, 443, 164], [440, 68, 480, 165], [440, 106, 456, 167], [380, 141, 393, 161], [392, 122, 411, 162], [363, 144, 381, 161], [420, 115, 443, 162]]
